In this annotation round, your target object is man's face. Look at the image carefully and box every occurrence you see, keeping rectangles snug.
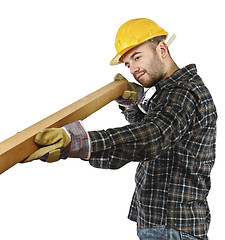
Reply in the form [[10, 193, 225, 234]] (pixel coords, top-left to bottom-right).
[[122, 41, 166, 88]]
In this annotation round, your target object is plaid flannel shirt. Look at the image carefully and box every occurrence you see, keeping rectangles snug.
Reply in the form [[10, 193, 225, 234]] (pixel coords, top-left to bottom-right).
[[87, 64, 217, 240]]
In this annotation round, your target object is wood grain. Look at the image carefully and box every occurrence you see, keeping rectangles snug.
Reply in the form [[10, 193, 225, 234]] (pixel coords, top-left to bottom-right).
[[0, 80, 127, 174]]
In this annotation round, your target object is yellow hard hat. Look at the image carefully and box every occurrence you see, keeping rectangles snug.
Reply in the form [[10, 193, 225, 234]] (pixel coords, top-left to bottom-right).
[[110, 18, 168, 65]]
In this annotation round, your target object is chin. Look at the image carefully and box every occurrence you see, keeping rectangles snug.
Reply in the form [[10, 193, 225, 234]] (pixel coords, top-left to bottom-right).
[[144, 77, 161, 88], [141, 81, 154, 88]]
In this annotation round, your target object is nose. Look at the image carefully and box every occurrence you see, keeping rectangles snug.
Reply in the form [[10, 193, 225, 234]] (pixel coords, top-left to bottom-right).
[[130, 63, 139, 75]]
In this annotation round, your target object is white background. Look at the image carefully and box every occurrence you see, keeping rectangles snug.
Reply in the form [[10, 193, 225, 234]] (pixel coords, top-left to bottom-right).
[[0, 0, 224, 239]]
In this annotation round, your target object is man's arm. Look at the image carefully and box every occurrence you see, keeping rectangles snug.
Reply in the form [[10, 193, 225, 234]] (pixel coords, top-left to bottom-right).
[[87, 87, 197, 169], [121, 105, 145, 124]]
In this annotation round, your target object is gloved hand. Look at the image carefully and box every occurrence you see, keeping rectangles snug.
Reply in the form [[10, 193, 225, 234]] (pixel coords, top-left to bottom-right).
[[22, 121, 90, 163], [114, 73, 144, 108]]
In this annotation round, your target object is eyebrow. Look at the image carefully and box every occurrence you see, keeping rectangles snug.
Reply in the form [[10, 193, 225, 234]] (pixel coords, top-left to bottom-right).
[[130, 51, 141, 59]]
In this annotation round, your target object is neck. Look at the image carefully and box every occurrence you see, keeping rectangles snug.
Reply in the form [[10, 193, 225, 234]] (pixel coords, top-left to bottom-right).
[[163, 58, 179, 79]]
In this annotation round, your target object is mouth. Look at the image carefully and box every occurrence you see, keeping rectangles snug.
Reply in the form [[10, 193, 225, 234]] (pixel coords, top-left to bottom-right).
[[136, 72, 145, 81]]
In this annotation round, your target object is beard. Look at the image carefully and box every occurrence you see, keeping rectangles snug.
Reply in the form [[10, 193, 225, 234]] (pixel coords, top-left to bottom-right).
[[135, 53, 166, 88]]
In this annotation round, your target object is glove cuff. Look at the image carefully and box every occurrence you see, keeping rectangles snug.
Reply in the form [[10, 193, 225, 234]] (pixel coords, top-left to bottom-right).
[[64, 121, 91, 159]]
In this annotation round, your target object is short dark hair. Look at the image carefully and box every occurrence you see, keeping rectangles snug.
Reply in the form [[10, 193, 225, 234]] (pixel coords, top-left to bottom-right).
[[148, 35, 171, 55], [148, 35, 165, 47]]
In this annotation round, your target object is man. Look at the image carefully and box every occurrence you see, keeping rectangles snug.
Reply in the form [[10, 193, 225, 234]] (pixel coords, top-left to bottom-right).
[[23, 18, 217, 240]]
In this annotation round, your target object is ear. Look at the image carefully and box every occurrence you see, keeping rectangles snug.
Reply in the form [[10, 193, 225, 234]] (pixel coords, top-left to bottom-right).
[[156, 41, 168, 59]]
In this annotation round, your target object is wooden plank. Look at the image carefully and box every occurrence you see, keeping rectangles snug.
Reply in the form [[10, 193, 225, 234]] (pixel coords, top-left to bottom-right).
[[0, 80, 127, 174]]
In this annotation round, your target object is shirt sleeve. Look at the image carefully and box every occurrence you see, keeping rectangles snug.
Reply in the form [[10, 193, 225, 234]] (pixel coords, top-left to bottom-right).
[[121, 104, 145, 124], [87, 87, 197, 170]]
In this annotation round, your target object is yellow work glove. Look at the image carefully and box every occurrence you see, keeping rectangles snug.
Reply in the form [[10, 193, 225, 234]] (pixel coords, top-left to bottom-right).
[[114, 73, 144, 107], [22, 121, 90, 163], [23, 128, 71, 163]]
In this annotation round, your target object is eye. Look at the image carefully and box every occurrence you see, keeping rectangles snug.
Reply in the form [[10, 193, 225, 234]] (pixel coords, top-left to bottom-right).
[[125, 63, 130, 68], [135, 56, 141, 61]]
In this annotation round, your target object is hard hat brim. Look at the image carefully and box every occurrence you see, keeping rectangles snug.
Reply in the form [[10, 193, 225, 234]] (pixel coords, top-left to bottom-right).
[[110, 53, 122, 66], [110, 43, 141, 65], [110, 34, 168, 66]]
